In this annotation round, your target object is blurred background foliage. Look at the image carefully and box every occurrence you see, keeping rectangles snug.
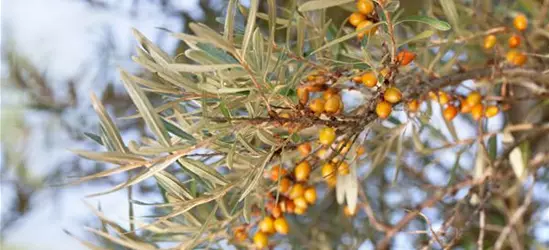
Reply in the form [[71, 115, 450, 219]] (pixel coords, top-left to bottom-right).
[[1, 0, 549, 249]]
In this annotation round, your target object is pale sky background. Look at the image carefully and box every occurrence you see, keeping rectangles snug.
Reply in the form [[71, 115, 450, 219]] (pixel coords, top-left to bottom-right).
[[1, 0, 548, 249]]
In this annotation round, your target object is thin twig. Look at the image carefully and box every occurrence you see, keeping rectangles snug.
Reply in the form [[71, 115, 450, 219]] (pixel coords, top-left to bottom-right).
[[494, 183, 534, 250]]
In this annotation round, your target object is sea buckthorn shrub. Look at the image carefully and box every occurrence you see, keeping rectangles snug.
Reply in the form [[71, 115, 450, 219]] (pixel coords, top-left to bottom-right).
[[75, 0, 549, 249]]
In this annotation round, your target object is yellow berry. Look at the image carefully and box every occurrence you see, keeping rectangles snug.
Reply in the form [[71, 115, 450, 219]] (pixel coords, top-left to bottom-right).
[[513, 14, 528, 31], [483, 35, 497, 49], [309, 98, 326, 114], [438, 91, 451, 105], [259, 217, 275, 234], [508, 34, 521, 48], [293, 196, 308, 209], [319, 127, 336, 145], [294, 206, 306, 215], [323, 88, 338, 100], [344, 205, 357, 217], [271, 205, 282, 218], [316, 148, 328, 159], [304, 187, 317, 204], [361, 71, 378, 88], [460, 97, 472, 113], [384, 87, 402, 104], [471, 104, 484, 121], [273, 217, 289, 235], [349, 12, 366, 27], [465, 91, 482, 108], [376, 100, 392, 119], [294, 161, 311, 182], [337, 161, 350, 175], [278, 177, 292, 194], [297, 142, 312, 157], [269, 165, 287, 181], [325, 95, 342, 114], [357, 0, 375, 15], [356, 20, 376, 39], [326, 175, 337, 187], [485, 105, 499, 118], [512, 53, 527, 66], [407, 99, 420, 113], [253, 231, 268, 249], [289, 183, 305, 199], [443, 105, 458, 121], [297, 86, 309, 105], [321, 163, 336, 179]]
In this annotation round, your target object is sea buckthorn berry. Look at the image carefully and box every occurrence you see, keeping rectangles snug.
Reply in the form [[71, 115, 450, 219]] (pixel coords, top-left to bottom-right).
[[483, 35, 497, 49], [325, 95, 342, 114], [356, 20, 376, 39], [465, 91, 482, 108], [513, 14, 528, 31], [270, 165, 287, 181], [323, 88, 338, 100], [471, 104, 484, 121], [460, 100, 472, 113], [485, 106, 499, 118], [297, 142, 312, 157], [443, 105, 458, 121], [279, 199, 295, 213], [309, 98, 326, 114], [278, 177, 292, 193], [294, 161, 311, 182], [352, 75, 363, 83], [376, 100, 392, 119], [319, 127, 336, 145], [294, 206, 306, 215], [512, 53, 527, 66], [506, 49, 519, 63], [316, 148, 328, 159], [293, 196, 308, 209], [234, 228, 247, 242], [289, 183, 305, 199], [438, 91, 451, 105], [307, 75, 316, 81], [357, 0, 375, 15], [356, 146, 366, 156], [407, 99, 420, 113], [344, 205, 357, 217], [508, 34, 521, 48], [337, 161, 350, 175], [397, 50, 416, 66], [274, 217, 289, 235], [297, 86, 309, 105], [253, 231, 268, 249], [326, 176, 337, 187], [361, 71, 377, 88], [304, 187, 317, 204], [271, 205, 282, 218], [259, 217, 275, 234], [321, 163, 336, 179], [384, 87, 402, 104], [349, 12, 366, 27], [428, 91, 438, 100]]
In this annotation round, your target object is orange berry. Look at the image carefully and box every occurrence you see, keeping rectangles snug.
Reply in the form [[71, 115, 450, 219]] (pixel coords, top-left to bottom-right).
[[326, 176, 337, 187], [471, 104, 484, 121], [278, 177, 292, 193], [344, 205, 357, 217], [293, 196, 308, 210], [443, 105, 458, 121], [460, 99, 472, 113], [323, 88, 338, 100], [465, 91, 482, 108], [234, 228, 247, 242], [356, 20, 376, 39], [297, 86, 309, 105], [259, 217, 275, 234], [319, 127, 336, 145], [349, 12, 366, 27], [279, 199, 295, 213], [384, 87, 402, 103], [304, 187, 317, 204], [271, 205, 282, 218], [376, 100, 392, 119], [273, 217, 289, 235], [294, 161, 311, 182], [309, 98, 326, 114], [512, 53, 527, 66], [297, 142, 312, 157], [513, 14, 528, 31], [337, 161, 350, 175], [356, 146, 366, 156], [352, 75, 363, 83], [357, 0, 375, 15], [485, 105, 499, 118], [438, 91, 451, 105], [506, 49, 519, 62], [289, 183, 305, 199], [508, 34, 521, 48], [361, 71, 378, 88], [253, 231, 268, 249], [325, 95, 342, 114], [270, 165, 287, 181], [397, 50, 416, 66], [483, 35, 497, 49], [428, 91, 438, 100], [321, 163, 336, 179], [294, 206, 306, 215], [407, 99, 420, 112]]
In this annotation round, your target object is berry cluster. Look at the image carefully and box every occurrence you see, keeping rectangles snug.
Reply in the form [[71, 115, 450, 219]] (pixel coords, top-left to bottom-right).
[[348, 0, 378, 39], [483, 14, 529, 66]]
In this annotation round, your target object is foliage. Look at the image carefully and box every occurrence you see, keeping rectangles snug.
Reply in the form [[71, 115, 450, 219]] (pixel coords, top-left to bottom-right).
[[72, 0, 549, 249]]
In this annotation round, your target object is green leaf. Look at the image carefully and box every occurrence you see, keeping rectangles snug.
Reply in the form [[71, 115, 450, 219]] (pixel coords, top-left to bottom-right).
[[298, 0, 354, 11], [167, 63, 242, 72], [397, 30, 435, 47], [241, 0, 258, 57], [84, 132, 104, 146], [161, 118, 196, 143], [438, 0, 459, 33], [395, 16, 451, 31]]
